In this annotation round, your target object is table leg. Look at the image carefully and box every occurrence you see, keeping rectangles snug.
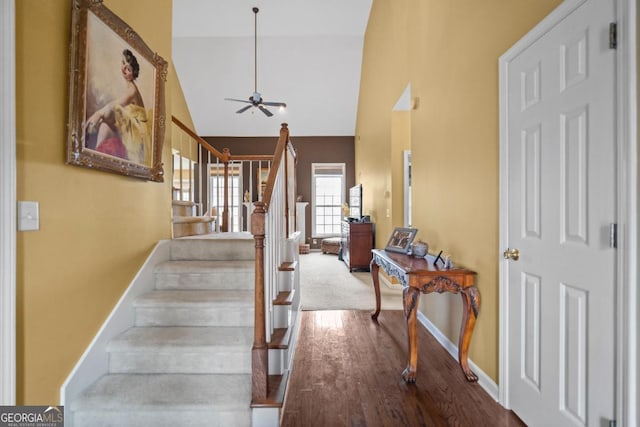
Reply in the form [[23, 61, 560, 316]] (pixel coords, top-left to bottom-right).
[[458, 286, 480, 382], [402, 286, 420, 383], [370, 259, 381, 320]]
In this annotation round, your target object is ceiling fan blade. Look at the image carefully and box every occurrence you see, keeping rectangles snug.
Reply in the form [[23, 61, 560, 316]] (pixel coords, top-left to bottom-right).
[[258, 105, 273, 117], [236, 104, 253, 114], [224, 97, 252, 104], [262, 101, 287, 108]]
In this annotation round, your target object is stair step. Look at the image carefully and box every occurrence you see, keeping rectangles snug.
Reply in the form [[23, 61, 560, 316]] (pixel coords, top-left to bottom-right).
[[172, 216, 215, 238], [268, 327, 291, 350], [170, 233, 255, 261], [273, 290, 294, 306], [134, 290, 253, 327], [251, 373, 288, 409], [71, 373, 251, 427], [278, 261, 297, 271], [172, 200, 196, 217], [108, 326, 252, 374], [172, 216, 214, 224], [154, 260, 254, 290]]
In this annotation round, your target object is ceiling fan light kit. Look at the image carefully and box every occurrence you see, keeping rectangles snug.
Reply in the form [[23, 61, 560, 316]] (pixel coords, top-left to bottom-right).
[[224, 7, 286, 117]]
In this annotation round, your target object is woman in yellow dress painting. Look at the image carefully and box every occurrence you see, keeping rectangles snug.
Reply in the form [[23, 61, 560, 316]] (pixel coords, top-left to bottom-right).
[[85, 49, 151, 165]]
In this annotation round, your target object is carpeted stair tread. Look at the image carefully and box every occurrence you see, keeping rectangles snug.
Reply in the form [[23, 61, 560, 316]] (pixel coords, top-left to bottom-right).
[[108, 326, 253, 351], [134, 290, 253, 307], [170, 233, 255, 261], [155, 259, 254, 274], [134, 290, 254, 327], [71, 373, 251, 411], [107, 326, 253, 374], [154, 260, 255, 290]]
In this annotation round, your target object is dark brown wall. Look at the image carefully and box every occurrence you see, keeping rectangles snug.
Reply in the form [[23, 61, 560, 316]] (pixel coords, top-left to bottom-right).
[[204, 135, 355, 244]]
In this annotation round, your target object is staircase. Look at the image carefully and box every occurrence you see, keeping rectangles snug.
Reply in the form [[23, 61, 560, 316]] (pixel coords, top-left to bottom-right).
[[65, 123, 301, 426], [172, 199, 216, 238], [70, 234, 256, 426]]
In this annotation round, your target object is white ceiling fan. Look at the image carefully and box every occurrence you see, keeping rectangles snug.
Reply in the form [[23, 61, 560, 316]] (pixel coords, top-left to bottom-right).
[[224, 7, 286, 117]]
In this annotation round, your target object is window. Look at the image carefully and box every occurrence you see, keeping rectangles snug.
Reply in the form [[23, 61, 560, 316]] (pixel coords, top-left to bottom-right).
[[312, 163, 345, 236], [210, 163, 242, 232]]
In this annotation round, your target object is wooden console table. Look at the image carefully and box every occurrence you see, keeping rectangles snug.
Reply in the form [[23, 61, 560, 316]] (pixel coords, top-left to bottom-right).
[[370, 249, 480, 383]]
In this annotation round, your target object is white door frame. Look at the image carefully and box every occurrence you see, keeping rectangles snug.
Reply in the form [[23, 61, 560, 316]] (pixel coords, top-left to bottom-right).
[[0, 0, 17, 405], [403, 150, 411, 227], [498, 0, 637, 425]]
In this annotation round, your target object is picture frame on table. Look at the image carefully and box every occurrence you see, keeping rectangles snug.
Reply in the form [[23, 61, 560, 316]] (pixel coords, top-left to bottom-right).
[[66, 0, 168, 182], [385, 227, 418, 254]]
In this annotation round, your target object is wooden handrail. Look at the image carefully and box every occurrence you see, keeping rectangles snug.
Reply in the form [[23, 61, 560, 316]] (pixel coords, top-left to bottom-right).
[[172, 116, 229, 161], [262, 124, 289, 208], [230, 154, 274, 162], [171, 115, 279, 231]]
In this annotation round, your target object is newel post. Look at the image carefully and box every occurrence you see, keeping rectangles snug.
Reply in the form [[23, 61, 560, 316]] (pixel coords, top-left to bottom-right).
[[251, 201, 268, 402]]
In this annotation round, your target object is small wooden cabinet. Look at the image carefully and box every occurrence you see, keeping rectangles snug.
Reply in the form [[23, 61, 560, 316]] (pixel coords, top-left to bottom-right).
[[341, 220, 374, 272]]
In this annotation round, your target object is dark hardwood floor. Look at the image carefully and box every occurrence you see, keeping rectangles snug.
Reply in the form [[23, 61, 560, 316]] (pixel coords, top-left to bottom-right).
[[281, 310, 525, 427]]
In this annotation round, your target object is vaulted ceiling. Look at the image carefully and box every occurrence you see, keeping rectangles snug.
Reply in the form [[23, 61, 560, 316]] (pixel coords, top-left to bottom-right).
[[172, 0, 373, 137]]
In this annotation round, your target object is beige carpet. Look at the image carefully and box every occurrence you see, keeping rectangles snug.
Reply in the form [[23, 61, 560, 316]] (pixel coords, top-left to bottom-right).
[[298, 251, 403, 311]]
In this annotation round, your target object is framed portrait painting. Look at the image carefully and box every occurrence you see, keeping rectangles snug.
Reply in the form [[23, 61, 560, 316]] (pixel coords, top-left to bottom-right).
[[385, 227, 418, 254], [66, 0, 167, 182]]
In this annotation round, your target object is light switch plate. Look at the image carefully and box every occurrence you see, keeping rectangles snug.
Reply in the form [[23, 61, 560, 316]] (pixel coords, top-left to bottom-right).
[[18, 201, 39, 231]]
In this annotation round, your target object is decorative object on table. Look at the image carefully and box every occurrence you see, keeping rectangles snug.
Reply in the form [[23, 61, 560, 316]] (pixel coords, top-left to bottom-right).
[[410, 240, 428, 257], [433, 250, 453, 269], [444, 253, 452, 269], [66, 0, 167, 182], [385, 227, 418, 254], [434, 250, 444, 266], [244, 190, 250, 203], [342, 202, 350, 217]]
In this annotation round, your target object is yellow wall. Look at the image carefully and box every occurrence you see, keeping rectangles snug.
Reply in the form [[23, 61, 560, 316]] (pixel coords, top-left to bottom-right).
[[171, 63, 195, 131], [16, 0, 175, 404], [356, 0, 562, 382]]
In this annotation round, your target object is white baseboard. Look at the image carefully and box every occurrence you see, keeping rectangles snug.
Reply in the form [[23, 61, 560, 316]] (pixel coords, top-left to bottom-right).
[[60, 240, 171, 425], [417, 311, 499, 402]]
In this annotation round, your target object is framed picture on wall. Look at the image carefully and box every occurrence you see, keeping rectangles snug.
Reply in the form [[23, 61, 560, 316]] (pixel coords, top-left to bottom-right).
[[385, 227, 418, 254], [65, 0, 168, 182]]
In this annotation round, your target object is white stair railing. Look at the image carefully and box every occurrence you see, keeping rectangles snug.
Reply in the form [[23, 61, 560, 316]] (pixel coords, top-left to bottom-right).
[[171, 116, 273, 232], [250, 123, 299, 406]]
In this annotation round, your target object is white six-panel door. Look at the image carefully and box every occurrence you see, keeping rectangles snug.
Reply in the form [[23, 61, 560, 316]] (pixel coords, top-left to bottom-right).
[[501, 0, 616, 425]]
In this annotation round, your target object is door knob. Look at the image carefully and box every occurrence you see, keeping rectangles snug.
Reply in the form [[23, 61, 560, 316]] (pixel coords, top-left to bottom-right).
[[503, 248, 520, 261]]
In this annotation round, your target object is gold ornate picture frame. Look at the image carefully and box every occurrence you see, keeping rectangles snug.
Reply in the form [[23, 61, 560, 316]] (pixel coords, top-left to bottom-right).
[[66, 0, 167, 182]]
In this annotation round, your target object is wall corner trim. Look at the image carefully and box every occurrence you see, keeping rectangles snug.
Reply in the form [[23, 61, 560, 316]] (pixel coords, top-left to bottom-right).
[[0, 0, 17, 406]]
